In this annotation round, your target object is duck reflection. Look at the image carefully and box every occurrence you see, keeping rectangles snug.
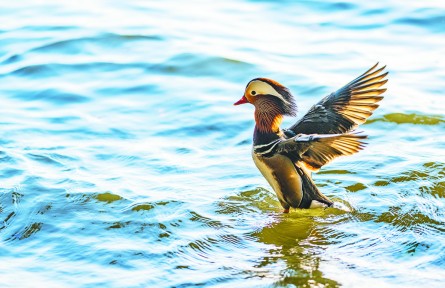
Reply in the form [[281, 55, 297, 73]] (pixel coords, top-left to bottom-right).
[[252, 212, 340, 286]]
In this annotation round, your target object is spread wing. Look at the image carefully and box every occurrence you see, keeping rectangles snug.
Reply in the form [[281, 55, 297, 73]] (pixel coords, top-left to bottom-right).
[[288, 63, 387, 135], [254, 132, 367, 171]]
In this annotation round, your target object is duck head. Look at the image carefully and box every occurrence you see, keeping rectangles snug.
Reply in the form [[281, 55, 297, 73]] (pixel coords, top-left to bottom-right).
[[234, 78, 297, 116], [234, 78, 297, 133]]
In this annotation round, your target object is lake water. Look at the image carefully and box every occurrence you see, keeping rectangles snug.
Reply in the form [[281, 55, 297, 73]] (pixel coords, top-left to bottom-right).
[[1, 0, 444, 287]]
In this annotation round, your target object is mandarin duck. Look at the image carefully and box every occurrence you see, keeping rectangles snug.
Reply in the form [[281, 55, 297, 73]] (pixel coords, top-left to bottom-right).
[[234, 63, 387, 212]]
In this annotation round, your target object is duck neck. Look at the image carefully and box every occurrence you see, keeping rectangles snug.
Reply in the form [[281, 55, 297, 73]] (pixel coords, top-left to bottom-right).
[[254, 98, 283, 134]]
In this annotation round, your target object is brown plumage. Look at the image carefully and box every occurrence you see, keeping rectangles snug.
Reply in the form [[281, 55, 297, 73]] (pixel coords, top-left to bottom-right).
[[234, 63, 387, 212], [254, 97, 284, 133]]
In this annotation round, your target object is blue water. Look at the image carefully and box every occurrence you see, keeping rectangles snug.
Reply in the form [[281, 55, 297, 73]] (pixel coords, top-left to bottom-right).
[[1, 0, 444, 287]]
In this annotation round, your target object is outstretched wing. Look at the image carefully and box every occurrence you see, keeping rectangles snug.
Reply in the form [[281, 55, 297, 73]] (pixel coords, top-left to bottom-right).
[[254, 132, 367, 171], [288, 63, 387, 135]]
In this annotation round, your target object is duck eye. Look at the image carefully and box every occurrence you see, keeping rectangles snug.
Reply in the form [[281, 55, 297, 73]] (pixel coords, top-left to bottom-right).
[[251, 90, 257, 96]]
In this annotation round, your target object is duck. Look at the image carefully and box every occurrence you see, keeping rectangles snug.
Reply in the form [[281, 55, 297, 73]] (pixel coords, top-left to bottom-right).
[[234, 63, 388, 212]]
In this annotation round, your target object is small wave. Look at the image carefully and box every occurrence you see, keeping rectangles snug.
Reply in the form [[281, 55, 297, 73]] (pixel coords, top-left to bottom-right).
[[20, 25, 78, 32], [10, 64, 59, 77], [96, 84, 161, 96], [361, 8, 387, 16], [0, 151, 20, 165], [46, 116, 81, 124], [395, 15, 445, 33], [125, 200, 184, 214], [8, 62, 147, 77], [156, 122, 244, 138], [14, 222, 43, 240], [421, 181, 445, 199], [26, 153, 65, 167], [257, 0, 356, 12], [0, 212, 15, 232], [345, 182, 367, 192], [368, 113, 444, 125], [151, 53, 256, 80], [51, 127, 135, 140], [0, 168, 23, 178], [1, 54, 22, 65], [390, 161, 444, 183], [374, 180, 390, 186], [13, 88, 89, 104], [318, 169, 355, 175], [30, 33, 164, 54], [107, 221, 131, 229], [0, 189, 24, 236], [376, 206, 442, 228], [130, 203, 155, 212], [189, 211, 229, 230], [219, 187, 281, 214], [94, 192, 124, 203]]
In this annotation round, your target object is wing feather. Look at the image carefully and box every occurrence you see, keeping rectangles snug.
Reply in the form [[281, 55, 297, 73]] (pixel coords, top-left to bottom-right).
[[267, 132, 367, 172], [300, 132, 367, 171], [288, 63, 388, 135]]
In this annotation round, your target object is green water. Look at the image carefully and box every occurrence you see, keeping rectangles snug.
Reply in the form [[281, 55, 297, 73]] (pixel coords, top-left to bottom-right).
[[1, 0, 444, 287]]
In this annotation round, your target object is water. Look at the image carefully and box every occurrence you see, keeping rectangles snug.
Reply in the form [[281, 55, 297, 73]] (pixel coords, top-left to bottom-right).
[[1, 0, 444, 287]]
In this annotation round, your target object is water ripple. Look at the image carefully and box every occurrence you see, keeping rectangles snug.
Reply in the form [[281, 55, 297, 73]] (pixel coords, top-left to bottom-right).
[[395, 15, 445, 33], [30, 33, 163, 54], [1, 0, 444, 287]]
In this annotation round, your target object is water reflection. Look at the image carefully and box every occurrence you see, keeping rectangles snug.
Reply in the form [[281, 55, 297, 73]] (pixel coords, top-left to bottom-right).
[[254, 214, 341, 287]]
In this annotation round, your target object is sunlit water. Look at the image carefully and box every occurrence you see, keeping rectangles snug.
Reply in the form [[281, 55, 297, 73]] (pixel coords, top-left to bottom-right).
[[1, 0, 444, 287]]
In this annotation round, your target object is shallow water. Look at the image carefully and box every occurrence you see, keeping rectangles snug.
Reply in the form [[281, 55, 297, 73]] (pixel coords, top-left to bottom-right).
[[1, 0, 444, 287]]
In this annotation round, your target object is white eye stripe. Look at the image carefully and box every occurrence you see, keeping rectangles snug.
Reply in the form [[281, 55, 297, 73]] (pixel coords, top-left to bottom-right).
[[247, 80, 289, 104]]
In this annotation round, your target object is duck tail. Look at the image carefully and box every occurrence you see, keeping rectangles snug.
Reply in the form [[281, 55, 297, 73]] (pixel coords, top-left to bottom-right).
[[295, 165, 334, 208]]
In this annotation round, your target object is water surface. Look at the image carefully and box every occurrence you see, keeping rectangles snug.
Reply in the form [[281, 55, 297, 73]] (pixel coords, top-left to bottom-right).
[[1, 0, 444, 287]]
